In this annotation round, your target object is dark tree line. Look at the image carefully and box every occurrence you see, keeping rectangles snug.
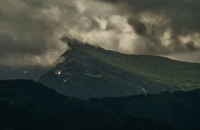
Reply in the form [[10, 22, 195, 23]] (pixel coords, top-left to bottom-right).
[[1, 80, 200, 130]]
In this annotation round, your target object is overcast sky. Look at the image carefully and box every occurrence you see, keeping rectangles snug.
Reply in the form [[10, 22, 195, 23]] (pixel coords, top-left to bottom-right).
[[1, 0, 200, 67]]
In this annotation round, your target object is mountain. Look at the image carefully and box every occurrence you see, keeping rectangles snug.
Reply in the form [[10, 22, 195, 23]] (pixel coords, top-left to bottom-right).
[[1, 80, 200, 130], [39, 37, 200, 98], [0, 65, 50, 80]]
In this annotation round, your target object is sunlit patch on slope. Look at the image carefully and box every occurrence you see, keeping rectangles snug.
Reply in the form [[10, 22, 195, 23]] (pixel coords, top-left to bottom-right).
[[55, 70, 62, 75]]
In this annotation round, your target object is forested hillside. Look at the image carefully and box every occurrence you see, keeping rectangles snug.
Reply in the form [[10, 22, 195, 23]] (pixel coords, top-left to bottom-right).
[[0, 80, 200, 130]]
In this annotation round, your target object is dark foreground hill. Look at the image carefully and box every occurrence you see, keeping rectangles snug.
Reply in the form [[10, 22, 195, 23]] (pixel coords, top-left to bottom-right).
[[39, 37, 200, 98], [1, 80, 200, 130]]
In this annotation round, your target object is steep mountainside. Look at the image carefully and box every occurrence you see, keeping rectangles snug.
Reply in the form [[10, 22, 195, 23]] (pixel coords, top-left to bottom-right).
[[39, 37, 200, 98], [1, 80, 200, 130]]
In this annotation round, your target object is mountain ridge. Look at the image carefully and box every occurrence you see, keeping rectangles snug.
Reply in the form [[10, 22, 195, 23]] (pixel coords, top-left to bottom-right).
[[39, 37, 200, 98]]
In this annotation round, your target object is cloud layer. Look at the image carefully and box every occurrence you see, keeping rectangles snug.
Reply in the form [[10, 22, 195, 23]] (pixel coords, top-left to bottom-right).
[[95, 0, 200, 62], [1, 0, 200, 67]]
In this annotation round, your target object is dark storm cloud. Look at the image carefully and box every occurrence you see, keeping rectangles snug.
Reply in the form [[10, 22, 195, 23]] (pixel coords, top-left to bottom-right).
[[0, 0, 120, 67], [1, 0, 200, 66], [96, 0, 200, 60], [127, 19, 147, 36], [0, 0, 78, 66], [185, 42, 199, 51], [97, 0, 200, 34]]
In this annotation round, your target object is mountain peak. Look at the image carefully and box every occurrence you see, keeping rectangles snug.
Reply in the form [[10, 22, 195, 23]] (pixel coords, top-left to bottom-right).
[[60, 36, 96, 49], [60, 36, 80, 48], [39, 37, 200, 98]]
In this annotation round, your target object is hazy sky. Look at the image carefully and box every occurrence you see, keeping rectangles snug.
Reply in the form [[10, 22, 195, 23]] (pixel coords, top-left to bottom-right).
[[1, 0, 200, 67]]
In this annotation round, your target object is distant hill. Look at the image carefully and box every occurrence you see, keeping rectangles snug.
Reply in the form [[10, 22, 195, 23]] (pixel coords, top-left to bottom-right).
[[0, 65, 50, 80], [39, 37, 200, 98], [1, 80, 200, 130]]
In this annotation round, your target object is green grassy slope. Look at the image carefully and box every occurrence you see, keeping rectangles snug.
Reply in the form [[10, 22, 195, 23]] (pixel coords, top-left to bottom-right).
[[76, 43, 200, 90], [39, 38, 200, 98]]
